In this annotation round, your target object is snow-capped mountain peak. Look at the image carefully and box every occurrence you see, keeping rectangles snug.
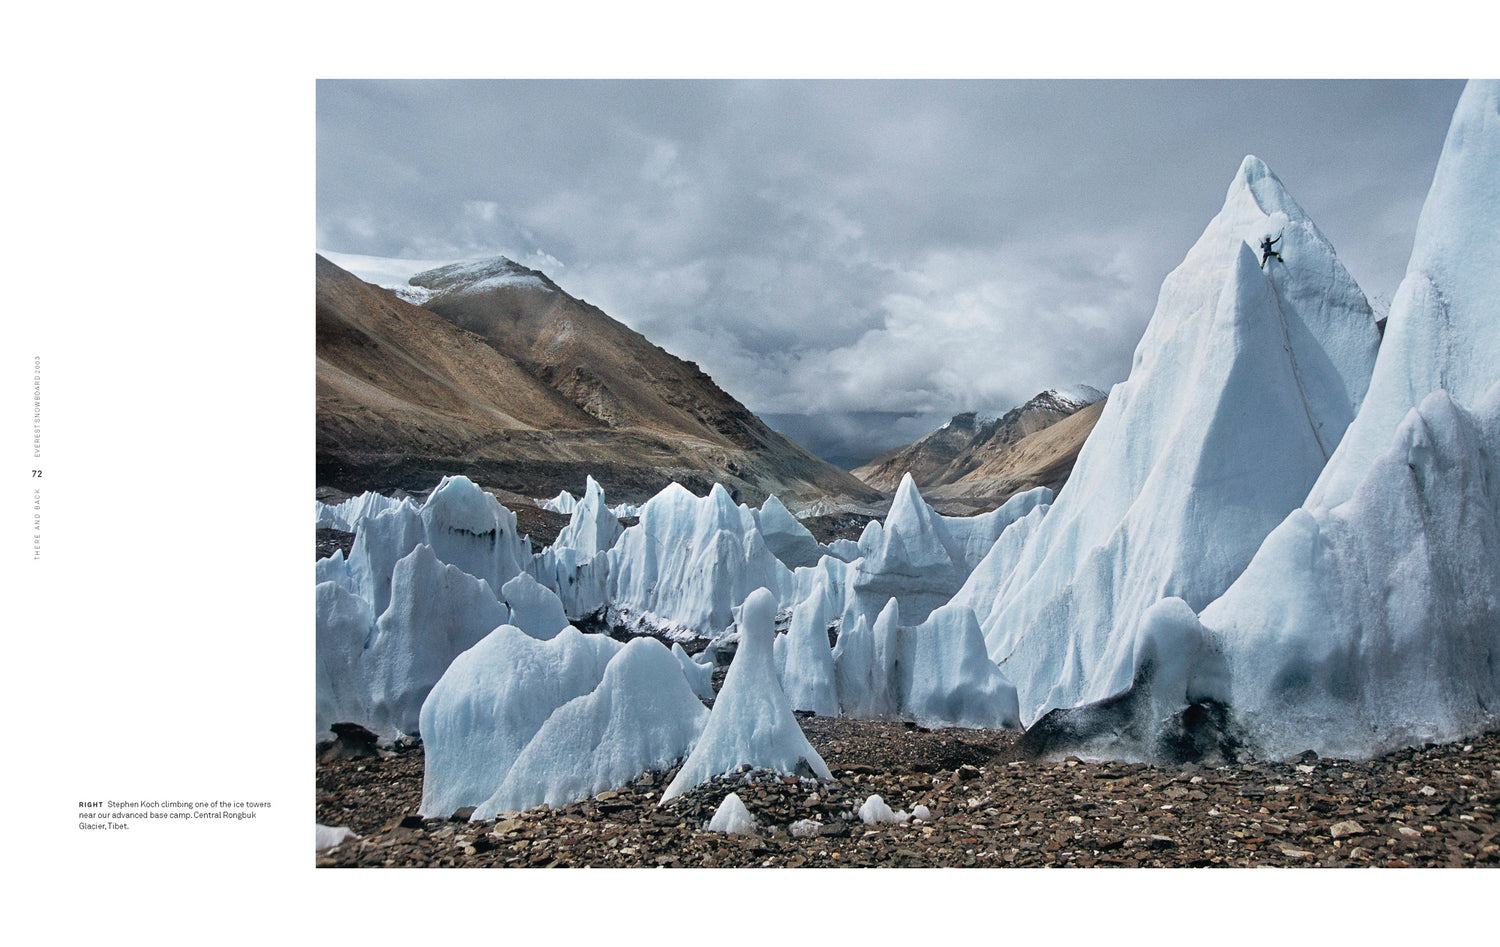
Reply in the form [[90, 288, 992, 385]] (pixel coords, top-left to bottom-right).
[[1022, 386, 1107, 416], [408, 256, 557, 300]]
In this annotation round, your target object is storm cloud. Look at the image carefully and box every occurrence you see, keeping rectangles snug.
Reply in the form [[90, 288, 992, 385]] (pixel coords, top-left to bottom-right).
[[318, 80, 1465, 464]]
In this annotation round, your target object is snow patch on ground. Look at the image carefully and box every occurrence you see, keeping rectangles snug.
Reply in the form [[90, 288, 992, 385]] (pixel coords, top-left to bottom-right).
[[707, 793, 756, 834], [316, 824, 360, 851], [858, 794, 909, 825]]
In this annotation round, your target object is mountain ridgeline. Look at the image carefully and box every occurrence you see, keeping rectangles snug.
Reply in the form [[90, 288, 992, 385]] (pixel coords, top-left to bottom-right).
[[853, 387, 1107, 505], [315, 254, 882, 508]]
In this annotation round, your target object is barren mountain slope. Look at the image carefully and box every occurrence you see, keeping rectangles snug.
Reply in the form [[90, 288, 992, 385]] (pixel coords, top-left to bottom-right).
[[316, 255, 881, 507], [317, 254, 597, 455], [926, 399, 1105, 503], [414, 258, 774, 447], [850, 412, 1007, 490], [853, 389, 1104, 503]]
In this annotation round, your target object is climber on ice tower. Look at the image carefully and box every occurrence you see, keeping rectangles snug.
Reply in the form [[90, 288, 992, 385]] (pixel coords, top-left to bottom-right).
[[1260, 232, 1283, 268]]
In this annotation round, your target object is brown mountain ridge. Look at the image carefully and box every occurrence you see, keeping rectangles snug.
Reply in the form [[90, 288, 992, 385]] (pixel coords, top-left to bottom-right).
[[316, 254, 881, 508], [852, 388, 1106, 509]]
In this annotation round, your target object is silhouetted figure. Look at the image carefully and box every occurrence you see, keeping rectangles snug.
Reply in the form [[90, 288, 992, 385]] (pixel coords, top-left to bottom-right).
[[1260, 233, 1283, 268]]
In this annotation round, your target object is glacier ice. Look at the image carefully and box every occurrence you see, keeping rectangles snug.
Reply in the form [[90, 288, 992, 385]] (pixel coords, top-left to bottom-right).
[[852, 476, 960, 625], [418, 625, 621, 818], [707, 792, 755, 834], [317, 542, 514, 742], [1019, 596, 1229, 763], [499, 572, 569, 640], [789, 818, 823, 838], [948, 502, 1049, 628], [315, 580, 376, 740], [319, 478, 545, 742], [527, 544, 610, 622], [542, 486, 639, 519], [662, 588, 831, 801], [364, 544, 510, 740], [1307, 80, 1500, 511], [858, 794, 908, 825], [938, 486, 1053, 581], [418, 475, 530, 595], [830, 597, 1020, 729], [315, 824, 360, 851], [542, 489, 579, 514], [789, 554, 853, 622], [975, 154, 1380, 726], [1171, 81, 1500, 760], [773, 573, 840, 716], [345, 500, 426, 619], [606, 483, 793, 639], [824, 538, 863, 562], [550, 475, 623, 560], [315, 548, 354, 593], [316, 491, 411, 532], [754, 493, 826, 569], [345, 476, 527, 618], [850, 475, 1048, 626], [831, 599, 900, 719], [528, 476, 622, 619], [672, 642, 715, 700], [474, 637, 709, 817], [1027, 81, 1500, 763], [897, 603, 1021, 730], [1201, 388, 1500, 759]]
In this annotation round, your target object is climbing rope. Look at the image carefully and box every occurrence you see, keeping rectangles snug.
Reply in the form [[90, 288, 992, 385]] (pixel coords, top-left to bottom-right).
[[1263, 256, 1333, 461]]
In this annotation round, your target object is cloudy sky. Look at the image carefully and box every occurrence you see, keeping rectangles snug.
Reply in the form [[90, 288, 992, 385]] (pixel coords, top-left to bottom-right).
[[318, 79, 1466, 465]]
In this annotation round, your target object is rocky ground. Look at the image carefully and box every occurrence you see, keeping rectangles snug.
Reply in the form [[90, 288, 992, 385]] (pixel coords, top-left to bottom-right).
[[316, 719, 1500, 869], [315, 528, 356, 561], [797, 513, 881, 545]]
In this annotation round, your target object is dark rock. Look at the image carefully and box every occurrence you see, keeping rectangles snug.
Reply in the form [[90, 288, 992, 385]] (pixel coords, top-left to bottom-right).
[[392, 735, 423, 754], [318, 722, 382, 762], [316, 527, 356, 561]]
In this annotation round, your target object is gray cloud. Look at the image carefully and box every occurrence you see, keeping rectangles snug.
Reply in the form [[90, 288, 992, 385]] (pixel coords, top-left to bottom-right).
[[318, 79, 1466, 461], [760, 412, 949, 471]]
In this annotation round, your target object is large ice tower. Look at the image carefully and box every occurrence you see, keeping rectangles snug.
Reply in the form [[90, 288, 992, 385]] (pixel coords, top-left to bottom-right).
[[1183, 80, 1500, 760], [976, 155, 1381, 725]]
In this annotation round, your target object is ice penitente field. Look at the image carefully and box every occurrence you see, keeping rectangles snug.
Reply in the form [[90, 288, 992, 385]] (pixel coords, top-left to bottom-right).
[[314, 80, 1500, 872]]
